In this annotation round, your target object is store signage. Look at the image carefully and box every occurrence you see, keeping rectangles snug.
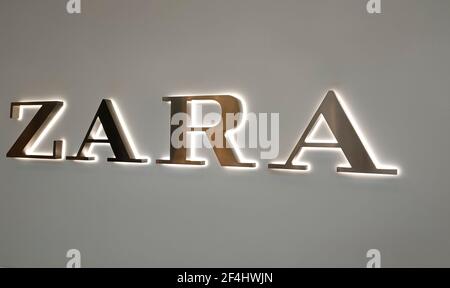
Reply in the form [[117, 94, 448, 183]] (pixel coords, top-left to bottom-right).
[[6, 90, 398, 175]]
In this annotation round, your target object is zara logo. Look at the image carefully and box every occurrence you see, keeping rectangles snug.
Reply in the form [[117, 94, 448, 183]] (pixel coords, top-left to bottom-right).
[[6, 90, 398, 176]]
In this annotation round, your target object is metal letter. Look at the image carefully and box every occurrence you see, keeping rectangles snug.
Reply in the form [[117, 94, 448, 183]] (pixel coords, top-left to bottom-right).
[[268, 91, 397, 175], [156, 95, 255, 167], [7, 101, 64, 160], [67, 99, 147, 163]]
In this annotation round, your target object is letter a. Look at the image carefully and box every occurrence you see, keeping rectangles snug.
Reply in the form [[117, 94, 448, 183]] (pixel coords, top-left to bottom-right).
[[269, 91, 397, 175], [366, 0, 381, 14], [67, 99, 147, 163], [66, 0, 81, 14]]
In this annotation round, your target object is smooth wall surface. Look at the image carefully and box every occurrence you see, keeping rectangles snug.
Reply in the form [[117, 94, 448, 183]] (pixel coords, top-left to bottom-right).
[[0, 0, 449, 267]]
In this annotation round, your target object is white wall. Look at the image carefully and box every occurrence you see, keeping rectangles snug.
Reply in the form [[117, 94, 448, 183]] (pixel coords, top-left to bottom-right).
[[0, 0, 449, 267]]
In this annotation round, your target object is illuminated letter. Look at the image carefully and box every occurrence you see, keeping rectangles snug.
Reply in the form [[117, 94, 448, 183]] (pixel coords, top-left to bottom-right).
[[269, 91, 397, 175], [156, 95, 255, 167], [7, 101, 64, 160], [67, 99, 147, 163]]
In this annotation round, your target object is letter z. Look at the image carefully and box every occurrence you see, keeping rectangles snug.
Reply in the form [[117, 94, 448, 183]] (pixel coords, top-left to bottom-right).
[[7, 101, 64, 160]]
